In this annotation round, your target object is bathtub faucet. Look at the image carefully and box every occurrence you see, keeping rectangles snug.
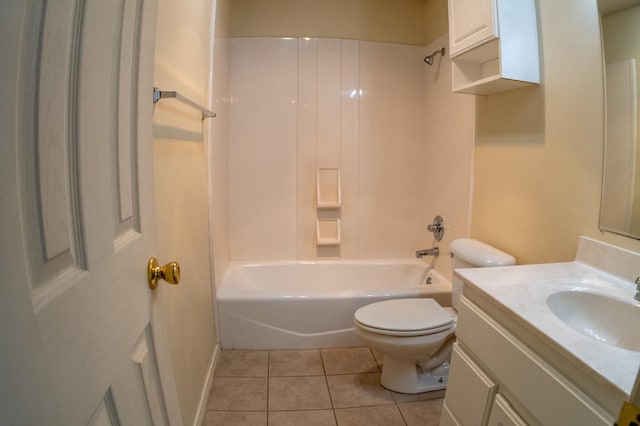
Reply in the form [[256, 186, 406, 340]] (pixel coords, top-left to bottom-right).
[[416, 247, 439, 258]]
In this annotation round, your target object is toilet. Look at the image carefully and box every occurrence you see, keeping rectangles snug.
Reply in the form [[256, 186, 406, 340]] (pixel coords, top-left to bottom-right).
[[353, 239, 515, 394]]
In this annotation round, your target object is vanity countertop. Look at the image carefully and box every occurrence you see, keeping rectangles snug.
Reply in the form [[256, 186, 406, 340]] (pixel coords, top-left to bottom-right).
[[456, 259, 640, 397]]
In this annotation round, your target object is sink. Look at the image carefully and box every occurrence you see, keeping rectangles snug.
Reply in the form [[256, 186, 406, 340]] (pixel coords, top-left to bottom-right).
[[546, 290, 640, 351]]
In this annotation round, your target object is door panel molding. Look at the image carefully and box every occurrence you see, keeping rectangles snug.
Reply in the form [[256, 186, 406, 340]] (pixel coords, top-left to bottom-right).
[[114, 0, 143, 247], [17, 0, 88, 311]]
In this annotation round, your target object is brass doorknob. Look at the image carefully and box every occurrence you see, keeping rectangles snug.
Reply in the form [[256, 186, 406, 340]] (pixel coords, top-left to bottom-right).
[[147, 257, 180, 290]]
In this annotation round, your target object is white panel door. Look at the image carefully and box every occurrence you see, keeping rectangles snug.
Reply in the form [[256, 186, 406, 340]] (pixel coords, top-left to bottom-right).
[[0, 0, 182, 425]]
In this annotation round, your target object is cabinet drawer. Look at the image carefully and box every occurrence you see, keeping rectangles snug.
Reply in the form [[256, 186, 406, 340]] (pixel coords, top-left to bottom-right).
[[445, 344, 497, 425], [488, 394, 527, 426], [457, 298, 611, 425]]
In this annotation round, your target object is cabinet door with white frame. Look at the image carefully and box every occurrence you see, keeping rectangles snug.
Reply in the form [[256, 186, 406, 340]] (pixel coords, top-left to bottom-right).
[[448, 0, 498, 56]]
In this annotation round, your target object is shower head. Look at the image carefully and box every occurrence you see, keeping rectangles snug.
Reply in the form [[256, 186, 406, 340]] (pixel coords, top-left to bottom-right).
[[424, 47, 446, 66]]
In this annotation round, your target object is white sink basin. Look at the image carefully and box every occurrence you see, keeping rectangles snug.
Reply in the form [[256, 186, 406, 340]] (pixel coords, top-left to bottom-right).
[[546, 290, 640, 351]]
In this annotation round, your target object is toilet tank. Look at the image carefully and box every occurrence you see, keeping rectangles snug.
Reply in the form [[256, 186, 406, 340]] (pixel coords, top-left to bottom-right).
[[450, 239, 516, 310]]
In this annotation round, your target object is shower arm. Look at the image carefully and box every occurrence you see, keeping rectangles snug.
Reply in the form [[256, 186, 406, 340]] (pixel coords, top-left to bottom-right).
[[424, 47, 446, 65]]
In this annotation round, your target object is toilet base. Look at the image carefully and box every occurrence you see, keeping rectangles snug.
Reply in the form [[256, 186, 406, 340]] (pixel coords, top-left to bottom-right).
[[380, 356, 449, 394]]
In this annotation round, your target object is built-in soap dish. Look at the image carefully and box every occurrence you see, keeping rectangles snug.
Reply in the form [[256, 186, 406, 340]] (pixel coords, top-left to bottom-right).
[[316, 168, 341, 209], [316, 218, 341, 246]]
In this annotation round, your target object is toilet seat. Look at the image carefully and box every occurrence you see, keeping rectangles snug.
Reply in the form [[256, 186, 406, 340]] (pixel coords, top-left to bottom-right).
[[354, 298, 454, 337]]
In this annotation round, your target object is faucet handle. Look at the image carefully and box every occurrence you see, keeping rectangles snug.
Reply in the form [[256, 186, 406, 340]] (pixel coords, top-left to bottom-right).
[[635, 276, 640, 287], [427, 215, 445, 242]]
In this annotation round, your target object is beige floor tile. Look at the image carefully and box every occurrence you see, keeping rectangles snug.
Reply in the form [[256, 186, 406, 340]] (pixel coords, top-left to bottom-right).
[[269, 376, 333, 411], [268, 410, 337, 426], [269, 350, 324, 377], [207, 377, 268, 411], [215, 350, 269, 377], [334, 405, 405, 426], [392, 390, 445, 403], [321, 347, 379, 375], [326, 373, 394, 408], [203, 410, 267, 426], [398, 399, 445, 425]]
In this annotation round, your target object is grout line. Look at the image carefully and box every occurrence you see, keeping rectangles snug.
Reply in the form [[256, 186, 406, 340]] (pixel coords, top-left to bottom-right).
[[319, 349, 340, 425], [396, 402, 409, 426], [367, 347, 382, 373], [319, 348, 328, 377], [266, 349, 271, 414]]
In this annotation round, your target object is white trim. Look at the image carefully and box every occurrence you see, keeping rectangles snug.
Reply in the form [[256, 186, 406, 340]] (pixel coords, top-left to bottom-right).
[[194, 343, 220, 426]]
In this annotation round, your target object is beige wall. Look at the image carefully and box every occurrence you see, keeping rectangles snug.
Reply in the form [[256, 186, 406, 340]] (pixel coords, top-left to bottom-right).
[[424, 0, 448, 45], [230, 0, 428, 45], [153, 0, 220, 424], [471, 0, 640, 264]]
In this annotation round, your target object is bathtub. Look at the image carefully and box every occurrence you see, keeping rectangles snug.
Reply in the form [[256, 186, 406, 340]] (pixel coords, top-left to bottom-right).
[[217, 259, 452, 349]]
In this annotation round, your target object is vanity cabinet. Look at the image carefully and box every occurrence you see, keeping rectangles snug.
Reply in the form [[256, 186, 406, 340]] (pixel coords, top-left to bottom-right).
[[445, 345, 496, 425], [487, 395, 527, 426], [441, 296, 613, 426], [447, 0, 539, 95]]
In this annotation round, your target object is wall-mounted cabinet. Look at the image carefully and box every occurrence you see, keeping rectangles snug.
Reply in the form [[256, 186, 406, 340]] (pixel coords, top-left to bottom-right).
[[448, 0, 539, 95], [448, 0, 498, 56]]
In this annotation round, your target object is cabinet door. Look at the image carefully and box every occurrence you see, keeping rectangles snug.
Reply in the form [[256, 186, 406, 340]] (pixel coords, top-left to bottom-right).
[[488, 395, 528, 426], [448, 0, 498, 56], [445, 344, 497, 425], [440, 403, 462, 426], [458, 298, 612, 425]]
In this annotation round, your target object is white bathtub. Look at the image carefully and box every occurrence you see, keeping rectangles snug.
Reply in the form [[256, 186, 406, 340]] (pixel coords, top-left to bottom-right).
[[217, 259, 452, 349]]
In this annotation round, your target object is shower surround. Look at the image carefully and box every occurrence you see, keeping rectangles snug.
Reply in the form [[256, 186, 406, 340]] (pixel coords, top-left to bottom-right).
[[228, 37, 428, 260]]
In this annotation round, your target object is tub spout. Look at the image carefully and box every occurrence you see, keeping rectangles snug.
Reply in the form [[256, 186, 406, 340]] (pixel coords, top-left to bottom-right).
[[416, 247, 439, 258]]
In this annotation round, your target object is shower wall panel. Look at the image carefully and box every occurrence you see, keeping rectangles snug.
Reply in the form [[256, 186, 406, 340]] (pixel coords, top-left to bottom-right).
[[228, 38, 299, 259], [228, 37, 426, 260]]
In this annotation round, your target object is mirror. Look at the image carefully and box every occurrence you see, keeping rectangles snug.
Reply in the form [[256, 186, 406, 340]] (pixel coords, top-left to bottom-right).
[[598, 0, 640, 239]]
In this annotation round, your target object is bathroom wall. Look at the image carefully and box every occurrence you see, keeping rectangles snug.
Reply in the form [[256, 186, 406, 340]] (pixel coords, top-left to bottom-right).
[[229, 0, 428, 46], [424, 0, 449, 46], [153, 0, 220, 423], [228, 38, 430, 260], [471, 0, 640, 264], [209, 0, 232, 294], [421, 33, 475, 278]]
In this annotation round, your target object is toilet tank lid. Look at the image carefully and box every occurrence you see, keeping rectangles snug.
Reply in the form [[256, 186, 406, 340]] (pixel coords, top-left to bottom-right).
[[450, 239, 516, 267]]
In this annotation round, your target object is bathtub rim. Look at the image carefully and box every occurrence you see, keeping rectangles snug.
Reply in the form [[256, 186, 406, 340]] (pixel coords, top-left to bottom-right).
[[217, 258, 451, 301]]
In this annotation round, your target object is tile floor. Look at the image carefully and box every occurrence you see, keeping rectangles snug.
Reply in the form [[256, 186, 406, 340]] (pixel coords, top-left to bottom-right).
[[204, 347, 444, 426]]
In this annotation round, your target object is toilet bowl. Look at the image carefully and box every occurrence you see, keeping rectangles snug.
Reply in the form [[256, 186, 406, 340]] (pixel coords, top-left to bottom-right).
[[353, 239, 515, 394], [355, 298, 457, 393]]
